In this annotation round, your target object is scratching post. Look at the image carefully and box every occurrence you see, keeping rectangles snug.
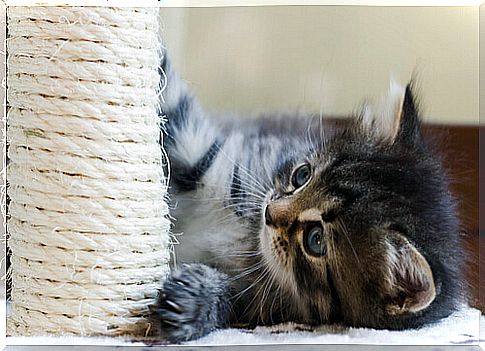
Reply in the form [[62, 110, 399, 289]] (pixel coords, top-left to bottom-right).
[[6, 7, 170, 336]]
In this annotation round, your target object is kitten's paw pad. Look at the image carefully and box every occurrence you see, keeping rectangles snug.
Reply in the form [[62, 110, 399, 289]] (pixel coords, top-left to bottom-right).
[[155, 264, 229, 343]]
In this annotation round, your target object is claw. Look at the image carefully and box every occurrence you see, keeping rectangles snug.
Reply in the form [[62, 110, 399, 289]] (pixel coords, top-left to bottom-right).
[[165, 299, 183, 313], [161, 319, 179, 328]]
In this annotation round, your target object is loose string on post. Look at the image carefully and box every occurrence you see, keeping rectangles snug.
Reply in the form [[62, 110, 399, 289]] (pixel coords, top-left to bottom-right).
[[6, 6, 171, 337]]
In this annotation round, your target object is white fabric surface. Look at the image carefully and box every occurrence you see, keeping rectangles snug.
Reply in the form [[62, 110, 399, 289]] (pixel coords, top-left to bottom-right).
[[191, 306, 483, 346], [2, 300, 483, 347]]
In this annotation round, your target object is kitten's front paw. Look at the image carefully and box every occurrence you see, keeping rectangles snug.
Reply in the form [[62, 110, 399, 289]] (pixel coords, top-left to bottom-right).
[[155, 264, 230, 343]]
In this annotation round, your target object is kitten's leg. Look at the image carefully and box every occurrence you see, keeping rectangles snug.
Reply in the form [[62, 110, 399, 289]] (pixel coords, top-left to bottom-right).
[[160, 55, 221, 192], [155, 264, 231, 343]]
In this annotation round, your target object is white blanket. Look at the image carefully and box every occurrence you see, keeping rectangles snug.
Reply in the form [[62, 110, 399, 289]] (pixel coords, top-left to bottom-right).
[[2, 301, 483, 347]]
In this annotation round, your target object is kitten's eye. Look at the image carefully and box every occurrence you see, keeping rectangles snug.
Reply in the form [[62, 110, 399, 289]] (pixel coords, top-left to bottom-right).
[[304, 226, 326, 257], [292, 164, 312, 189]]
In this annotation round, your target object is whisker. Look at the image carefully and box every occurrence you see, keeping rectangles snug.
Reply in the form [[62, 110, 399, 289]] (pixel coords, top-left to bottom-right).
[[216, 145, 270, 195], [231, 266, 271, 303], [229, 181, 268, 200], [259, 269, 276, 322], [238, 267, 272, 319], [336, 217, 360, 266], [184, 180, 268, 201], [269, 281, 283, 324], [175, 194, 261, 203], [209, 205, 263, 217], [224, 251, 261, 258], [229, 261, 265, 282]]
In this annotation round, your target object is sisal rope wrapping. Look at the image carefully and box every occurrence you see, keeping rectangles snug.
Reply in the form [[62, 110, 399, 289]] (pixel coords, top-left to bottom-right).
[[6, 6, 171, 336]]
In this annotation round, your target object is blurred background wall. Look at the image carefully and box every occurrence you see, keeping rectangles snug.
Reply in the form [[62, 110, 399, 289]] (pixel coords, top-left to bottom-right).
[[160, 6, 478, 124]]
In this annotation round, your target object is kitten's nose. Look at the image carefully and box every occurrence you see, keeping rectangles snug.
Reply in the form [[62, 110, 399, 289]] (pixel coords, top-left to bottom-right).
[[265, 201, 291, 228], [264, 205, 273, 226]]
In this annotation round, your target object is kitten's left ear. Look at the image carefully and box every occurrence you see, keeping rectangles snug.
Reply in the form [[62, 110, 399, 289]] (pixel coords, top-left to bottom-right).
[[383, 234, 436, 315]]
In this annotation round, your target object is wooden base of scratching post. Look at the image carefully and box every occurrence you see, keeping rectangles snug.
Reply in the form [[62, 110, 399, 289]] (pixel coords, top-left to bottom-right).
[[6, 6, 171, 337]]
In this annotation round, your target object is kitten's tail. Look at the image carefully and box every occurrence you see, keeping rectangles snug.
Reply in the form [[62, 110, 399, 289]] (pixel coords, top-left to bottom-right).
[[160, 54, 220, 191]]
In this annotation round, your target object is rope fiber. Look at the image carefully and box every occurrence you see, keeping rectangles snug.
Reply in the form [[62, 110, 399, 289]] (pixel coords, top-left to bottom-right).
[[6, 6, 170, 337]]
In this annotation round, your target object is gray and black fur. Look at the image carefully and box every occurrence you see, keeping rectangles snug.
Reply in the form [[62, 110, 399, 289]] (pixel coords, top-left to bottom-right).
[[153, 56, 463, 343]]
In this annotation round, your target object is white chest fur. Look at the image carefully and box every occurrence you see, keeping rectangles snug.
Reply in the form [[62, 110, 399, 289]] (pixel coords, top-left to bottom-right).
[[171, 189, 253, 267]]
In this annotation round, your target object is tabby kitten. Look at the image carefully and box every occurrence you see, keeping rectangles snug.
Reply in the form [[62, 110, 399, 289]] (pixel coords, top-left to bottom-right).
[[154, 55, 462, 343]]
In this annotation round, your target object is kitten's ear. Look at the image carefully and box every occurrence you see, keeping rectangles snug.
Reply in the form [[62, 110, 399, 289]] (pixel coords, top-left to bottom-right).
[[392, 84, 422, 145], [362, 82, 422, 144], [383, 234, 436, 315]]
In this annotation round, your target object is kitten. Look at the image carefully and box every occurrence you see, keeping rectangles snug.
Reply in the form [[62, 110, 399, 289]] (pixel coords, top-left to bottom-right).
[[153, 55, 463, 343]]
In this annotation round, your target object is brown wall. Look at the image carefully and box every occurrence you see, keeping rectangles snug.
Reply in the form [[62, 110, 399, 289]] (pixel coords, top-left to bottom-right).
[[421, 125, 480, 311]]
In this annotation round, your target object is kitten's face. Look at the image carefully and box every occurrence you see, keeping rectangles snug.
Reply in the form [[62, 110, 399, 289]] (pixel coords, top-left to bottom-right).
[[260, 86, 459, 328]]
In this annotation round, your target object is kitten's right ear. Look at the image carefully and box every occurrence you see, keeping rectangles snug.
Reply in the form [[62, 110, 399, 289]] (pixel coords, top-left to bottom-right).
[[392, 84, 422, 145], [362, 82, 422, 145]]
